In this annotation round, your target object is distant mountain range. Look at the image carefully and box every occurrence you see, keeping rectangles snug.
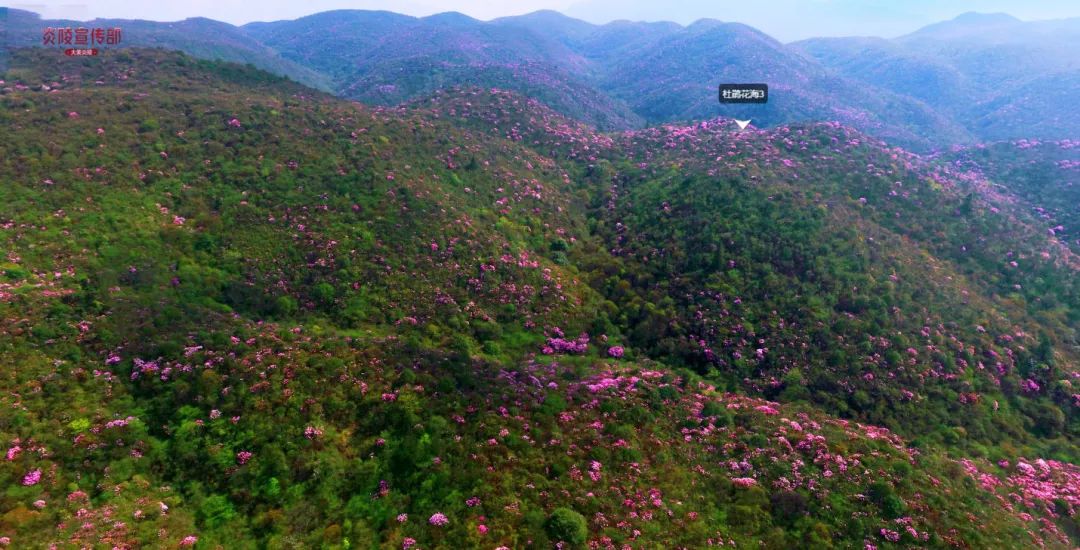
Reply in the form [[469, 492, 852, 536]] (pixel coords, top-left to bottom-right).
[[3, 8, 1078, 149], [793, 12, 1080, 143]]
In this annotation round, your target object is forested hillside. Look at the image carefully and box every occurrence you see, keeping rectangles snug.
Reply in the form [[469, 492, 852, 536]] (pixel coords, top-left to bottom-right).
[[0, 48, 1077, 549]]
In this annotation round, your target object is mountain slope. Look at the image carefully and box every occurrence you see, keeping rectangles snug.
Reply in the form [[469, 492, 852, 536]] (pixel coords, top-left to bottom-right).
[[938, 139, 1080, 256], [0, 48, 1077, 549], [791, 37, 970, 111]]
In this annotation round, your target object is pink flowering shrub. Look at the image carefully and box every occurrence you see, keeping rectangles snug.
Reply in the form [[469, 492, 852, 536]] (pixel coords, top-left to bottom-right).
[[22, 469, 42, 486]]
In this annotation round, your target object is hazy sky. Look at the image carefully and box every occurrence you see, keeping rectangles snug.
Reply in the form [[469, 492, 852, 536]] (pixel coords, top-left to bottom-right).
[[7, 0, 1080, 41]]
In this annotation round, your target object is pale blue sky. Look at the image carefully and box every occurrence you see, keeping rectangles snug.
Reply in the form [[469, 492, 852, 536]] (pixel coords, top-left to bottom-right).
[[6, 0, 1080, 41]]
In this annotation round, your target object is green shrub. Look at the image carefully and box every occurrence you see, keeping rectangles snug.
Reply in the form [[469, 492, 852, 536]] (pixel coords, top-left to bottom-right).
[[545, 507, 588, 545], [199, 494, 237, 528]]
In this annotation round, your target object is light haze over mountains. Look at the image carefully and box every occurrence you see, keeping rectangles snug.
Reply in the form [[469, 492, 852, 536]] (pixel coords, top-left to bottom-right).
[[7, 0, 1080, 40], [4, 6, 1077, 149]]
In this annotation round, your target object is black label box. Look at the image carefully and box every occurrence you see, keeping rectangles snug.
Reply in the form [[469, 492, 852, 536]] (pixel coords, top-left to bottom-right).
[[719, 83, 768, 104]]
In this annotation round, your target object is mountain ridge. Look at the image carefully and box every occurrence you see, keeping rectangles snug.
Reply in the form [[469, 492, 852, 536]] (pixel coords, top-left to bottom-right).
[[5, 8, 1078, 149]]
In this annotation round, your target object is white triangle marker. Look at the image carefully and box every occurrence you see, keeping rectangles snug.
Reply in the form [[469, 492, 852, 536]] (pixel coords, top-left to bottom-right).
[[735, 119, 751, 130]]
